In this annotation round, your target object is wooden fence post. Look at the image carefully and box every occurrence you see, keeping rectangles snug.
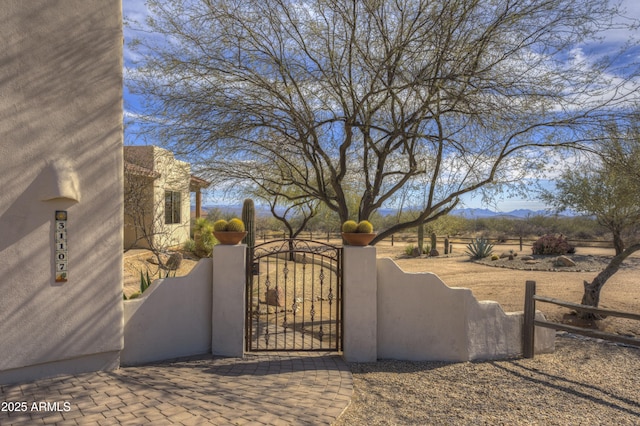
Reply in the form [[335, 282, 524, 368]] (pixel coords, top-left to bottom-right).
[[523, 280, 536, 358]]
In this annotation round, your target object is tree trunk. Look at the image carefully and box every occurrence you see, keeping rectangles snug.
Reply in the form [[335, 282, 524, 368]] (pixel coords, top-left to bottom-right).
[[612, 228, 625, 256], [578, 243, 640, 319]]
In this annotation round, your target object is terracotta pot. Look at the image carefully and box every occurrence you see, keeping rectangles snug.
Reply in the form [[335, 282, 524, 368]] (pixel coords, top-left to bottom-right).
[[342, 232, 376, 246], [213, 231, 247, 245]]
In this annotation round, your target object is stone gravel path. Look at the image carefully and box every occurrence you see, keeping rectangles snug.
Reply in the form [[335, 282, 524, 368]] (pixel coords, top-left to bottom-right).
[[335, 334, 640, 425]]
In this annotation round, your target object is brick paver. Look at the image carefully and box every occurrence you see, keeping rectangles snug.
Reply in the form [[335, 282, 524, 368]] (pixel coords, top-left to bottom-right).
[[0, 353, 352, 425]]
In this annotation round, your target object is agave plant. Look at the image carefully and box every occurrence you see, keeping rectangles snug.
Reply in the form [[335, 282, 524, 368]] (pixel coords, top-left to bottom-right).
[[140, 269, 152, 293], [466, 237, 494, 259]]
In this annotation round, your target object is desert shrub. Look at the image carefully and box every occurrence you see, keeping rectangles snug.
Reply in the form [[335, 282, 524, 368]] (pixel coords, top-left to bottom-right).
[[183, 238, 196, 253], [531, 234, 575, 255], [466, 237, 494, 259], [195, 218, 216, 256], [405, 244, 417, 256]]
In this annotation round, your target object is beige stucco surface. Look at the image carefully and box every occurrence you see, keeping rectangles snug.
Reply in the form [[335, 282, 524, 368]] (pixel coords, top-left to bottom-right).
[[343, 247, 378, 362], [211, 245, 246, 357], [0, 0, 123, 382], [376, 258, 554, 361], [121, 259, 213, 366]]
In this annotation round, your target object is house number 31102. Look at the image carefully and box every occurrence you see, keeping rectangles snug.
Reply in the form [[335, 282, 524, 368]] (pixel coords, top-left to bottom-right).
[[55, 210, 68, 282]]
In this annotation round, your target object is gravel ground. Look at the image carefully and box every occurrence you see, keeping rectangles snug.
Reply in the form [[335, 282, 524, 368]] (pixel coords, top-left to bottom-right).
[[474, 252, 640, 273], [334, 334, 640, 426]]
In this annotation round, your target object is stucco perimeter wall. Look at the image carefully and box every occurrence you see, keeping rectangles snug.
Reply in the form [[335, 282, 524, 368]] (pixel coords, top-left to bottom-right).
[[121, 259, 213, 366], [0, 1, 123, 384], [376, 258, 554, 361]]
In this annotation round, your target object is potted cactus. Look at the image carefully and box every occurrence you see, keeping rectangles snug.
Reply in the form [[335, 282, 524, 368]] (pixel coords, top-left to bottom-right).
[[212, 218, 247, 245], [341, 220, 376, 246]]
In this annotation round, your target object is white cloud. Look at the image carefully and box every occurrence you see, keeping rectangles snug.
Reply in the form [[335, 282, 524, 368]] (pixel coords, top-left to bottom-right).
[[604, 0, 640, 44], [122, 0, 154, 65]]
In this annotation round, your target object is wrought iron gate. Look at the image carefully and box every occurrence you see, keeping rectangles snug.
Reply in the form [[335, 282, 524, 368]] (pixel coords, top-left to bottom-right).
[[246, 239, 342, 352]]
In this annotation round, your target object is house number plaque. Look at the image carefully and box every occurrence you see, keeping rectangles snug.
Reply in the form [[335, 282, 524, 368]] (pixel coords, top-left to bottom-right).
[[55, 210, 68, 282]]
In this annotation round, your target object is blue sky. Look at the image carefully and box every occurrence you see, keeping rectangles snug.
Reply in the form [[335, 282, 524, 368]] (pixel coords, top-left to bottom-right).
[[122, 0, 640, 212]]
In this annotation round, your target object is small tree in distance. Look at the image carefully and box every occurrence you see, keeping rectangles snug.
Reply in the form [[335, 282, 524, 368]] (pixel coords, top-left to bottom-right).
[[541, 145, 640, 255], [541, 121, 640, 317]]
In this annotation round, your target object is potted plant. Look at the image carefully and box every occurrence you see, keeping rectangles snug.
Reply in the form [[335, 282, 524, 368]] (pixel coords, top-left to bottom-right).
[[341, 220, 376, 246], [212, 218, 247, 245]]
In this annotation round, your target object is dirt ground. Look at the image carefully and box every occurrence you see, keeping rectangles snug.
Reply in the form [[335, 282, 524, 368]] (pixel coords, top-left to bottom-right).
[[124, 240, 640, 337], [123, 249, 200, 297]]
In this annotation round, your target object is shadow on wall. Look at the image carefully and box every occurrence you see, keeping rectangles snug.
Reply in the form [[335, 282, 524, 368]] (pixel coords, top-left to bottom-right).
[[0, 0, 123, 379], [0, 160, 79, 254]]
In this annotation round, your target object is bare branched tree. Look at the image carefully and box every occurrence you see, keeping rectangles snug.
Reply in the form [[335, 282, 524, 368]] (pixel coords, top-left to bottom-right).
[[127, 0, 639, 244]]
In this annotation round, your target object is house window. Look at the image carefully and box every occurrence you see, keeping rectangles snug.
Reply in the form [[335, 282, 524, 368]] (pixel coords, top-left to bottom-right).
[[165, 191, 182, 224]]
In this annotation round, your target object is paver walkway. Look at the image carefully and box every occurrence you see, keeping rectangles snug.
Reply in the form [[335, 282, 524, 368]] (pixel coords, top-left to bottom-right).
[[0, 353, 352, 425]]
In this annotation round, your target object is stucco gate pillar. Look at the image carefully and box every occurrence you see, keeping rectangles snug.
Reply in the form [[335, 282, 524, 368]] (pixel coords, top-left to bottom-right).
[[342, 246, 377, 362], [212, 244, 246, 357]]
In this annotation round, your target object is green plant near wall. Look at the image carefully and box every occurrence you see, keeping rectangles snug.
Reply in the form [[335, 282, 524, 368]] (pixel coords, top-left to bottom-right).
[[124, 266, 176, 300], [466, 237, 495, 259], [183, 238, 196, 253], [140, 269, 151, 293], [194, 217, 216, 256]]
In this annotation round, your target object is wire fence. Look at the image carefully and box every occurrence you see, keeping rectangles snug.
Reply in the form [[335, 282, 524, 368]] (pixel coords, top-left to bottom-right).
[[256, 230, 615, 249]]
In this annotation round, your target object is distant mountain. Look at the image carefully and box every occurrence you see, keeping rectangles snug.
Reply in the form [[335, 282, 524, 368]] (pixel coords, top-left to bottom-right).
[[195, 204, 566, 219], [451, 208, 497, 218], [505, 209, 551, 218], [196, 204, 281, 217], [451, 208, 559, 219]]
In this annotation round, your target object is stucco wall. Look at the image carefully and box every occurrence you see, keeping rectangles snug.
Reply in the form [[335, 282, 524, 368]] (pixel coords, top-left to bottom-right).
[[376, 258, 554, 361], [119, 248, 554, 366], [121, 259, 213, 366], [0, 0, 123, 383]]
